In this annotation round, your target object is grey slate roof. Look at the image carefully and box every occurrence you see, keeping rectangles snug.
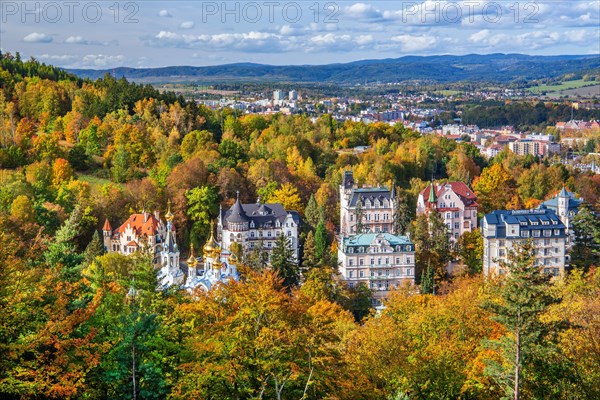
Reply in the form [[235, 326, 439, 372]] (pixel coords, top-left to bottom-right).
[[481, 209, 566, 239], [222, 202, 300, 228], [540, 190, 583, 213], [349, 188, 393, 207], [226, 198, 250, 223]]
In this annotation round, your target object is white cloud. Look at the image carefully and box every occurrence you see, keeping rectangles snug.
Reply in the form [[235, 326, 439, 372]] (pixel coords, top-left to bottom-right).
[[64, 36, 116, 46], [180, 21, 194, 29], [23, 32, 52, 43], [355, 35, 374, 46], [306, 33, 375, 52], [390, 34, 437, 52], [467, 27, 597, 51], [469, 29, 490, 43], [158, 9, 172, 17], [344, 3, 384, 21], [36, 53, 125, 68], [38, 54, 78, 63], [146, 31, 294, 53], [65, 36, 87, 44], [279, 24, 304, 36], [80, 54, 125, 68]]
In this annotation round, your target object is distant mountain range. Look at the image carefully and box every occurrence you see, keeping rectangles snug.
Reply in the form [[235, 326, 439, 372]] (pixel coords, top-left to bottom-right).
[[67, 54, 600, 84]]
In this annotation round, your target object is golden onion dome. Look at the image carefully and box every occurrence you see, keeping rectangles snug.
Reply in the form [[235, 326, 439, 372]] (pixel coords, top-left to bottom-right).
[[186, 244, 197, 266], [212, 245, 222, 259], [227, 251, 238, 265], [165, 200, 174, 222], [203, 221, 219, 256]]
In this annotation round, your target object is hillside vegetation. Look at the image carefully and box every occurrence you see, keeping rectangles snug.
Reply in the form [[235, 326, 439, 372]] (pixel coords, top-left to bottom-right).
[[1, 52, 600, 399]]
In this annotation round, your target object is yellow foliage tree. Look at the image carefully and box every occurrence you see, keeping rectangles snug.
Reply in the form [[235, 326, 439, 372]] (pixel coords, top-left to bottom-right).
[[473, 164, 517, 213], [52, 158, 74, 187], [268, 182, 304, 214]]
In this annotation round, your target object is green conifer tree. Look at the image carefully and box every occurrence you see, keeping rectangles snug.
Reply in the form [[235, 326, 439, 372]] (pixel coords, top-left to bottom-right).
[[314, 219, 328, 261], [270, 234, 299, 290], [481, 240, 567, 400], [570, 203, 600, 271]]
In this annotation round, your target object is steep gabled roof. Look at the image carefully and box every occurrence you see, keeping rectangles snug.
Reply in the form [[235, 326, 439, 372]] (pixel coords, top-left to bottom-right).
[[116, 213, 162, 237], [419, 182, 477, 205]]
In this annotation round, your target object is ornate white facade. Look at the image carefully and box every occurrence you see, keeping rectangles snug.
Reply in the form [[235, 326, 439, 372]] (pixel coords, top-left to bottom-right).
[[338, 232, 415, 299], [481, 209, 567, 277], [339, 171, 395, 236], [217, 195, 300, 260], [416, 181, 479, 243], [102, 206, 184, 288]]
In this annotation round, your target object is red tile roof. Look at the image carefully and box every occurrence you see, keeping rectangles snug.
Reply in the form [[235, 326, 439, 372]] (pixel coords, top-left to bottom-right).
[[102, 218, 112, 231], [420, 182, 478, 205], [116, 213, 162, 237]]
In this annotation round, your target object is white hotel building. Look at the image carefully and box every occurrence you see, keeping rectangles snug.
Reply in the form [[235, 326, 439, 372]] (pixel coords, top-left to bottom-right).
[[481, 209, 567, 277], [338, 232, 415, 299]]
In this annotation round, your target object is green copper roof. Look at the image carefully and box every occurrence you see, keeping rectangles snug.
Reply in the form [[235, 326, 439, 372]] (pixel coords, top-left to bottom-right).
[[343, 232, 413, 247], [427, 183, 437, 203]]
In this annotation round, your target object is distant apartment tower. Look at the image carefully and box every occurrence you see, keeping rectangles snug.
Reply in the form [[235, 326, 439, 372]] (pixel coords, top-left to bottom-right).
[[509, 140, 560, 157], [339, 171, 395, 236], [338, 233, 415, 299], [273, 90, 284, 102], [416, 181, 479, 242], [481, 209, 567, 277], [289, 90, 298, 101]]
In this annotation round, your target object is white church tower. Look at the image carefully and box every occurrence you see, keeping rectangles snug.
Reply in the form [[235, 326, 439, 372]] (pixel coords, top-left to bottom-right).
[[158, 202, 184, 288]]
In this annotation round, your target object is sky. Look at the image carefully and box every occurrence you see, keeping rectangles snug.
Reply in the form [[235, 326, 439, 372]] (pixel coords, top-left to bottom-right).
[[1, 1, 599, 69]]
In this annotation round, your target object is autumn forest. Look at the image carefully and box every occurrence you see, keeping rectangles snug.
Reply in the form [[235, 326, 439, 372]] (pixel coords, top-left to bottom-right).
[[1, 53, 600, 399]]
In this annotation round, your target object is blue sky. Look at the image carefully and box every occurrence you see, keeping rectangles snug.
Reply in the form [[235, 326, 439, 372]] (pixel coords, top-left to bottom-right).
[[1, 1, 599, 69]]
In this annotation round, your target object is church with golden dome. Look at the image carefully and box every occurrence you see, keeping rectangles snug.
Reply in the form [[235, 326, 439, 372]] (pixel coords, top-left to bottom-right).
[[102, 204, 238, 291], [184, 221, 239, 291]]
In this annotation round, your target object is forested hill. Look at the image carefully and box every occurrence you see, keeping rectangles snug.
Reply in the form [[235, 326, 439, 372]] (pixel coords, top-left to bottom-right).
[[2, 51, 600, 400], [67, 53, 600, 83]]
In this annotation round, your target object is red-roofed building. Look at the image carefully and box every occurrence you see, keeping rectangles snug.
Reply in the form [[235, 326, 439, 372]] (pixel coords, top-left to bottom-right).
[[103, 211, 168, 256], [416, 181, 479, 242], [102, 208, 184, 288]]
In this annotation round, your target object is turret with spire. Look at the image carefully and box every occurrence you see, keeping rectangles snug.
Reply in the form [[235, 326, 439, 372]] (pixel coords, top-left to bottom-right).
[[102, 218, 112, 251], [557, 186, 569, 227], [158, 199, 182, 287], [425, 181, 438, 212]]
